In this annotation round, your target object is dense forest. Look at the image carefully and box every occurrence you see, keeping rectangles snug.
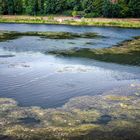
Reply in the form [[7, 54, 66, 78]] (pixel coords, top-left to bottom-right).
[[0, 0, 140, 18]]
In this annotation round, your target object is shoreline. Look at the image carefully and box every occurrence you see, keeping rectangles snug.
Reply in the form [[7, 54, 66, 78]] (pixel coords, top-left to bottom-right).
[[0, 16, 140, 28]]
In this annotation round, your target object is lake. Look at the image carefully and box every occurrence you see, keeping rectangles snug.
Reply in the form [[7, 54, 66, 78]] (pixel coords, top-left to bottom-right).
[[0, 23, 140, 108]]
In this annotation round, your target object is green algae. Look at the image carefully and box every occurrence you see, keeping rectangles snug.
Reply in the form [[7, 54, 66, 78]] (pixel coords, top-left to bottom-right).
[[0, 31, 20, 42], [0, 84, 140, 140], [49, 37, 140, 66], [0, 31, 100, 42]]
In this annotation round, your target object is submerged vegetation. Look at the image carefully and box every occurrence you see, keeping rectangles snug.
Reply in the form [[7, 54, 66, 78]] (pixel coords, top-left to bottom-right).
[[0, 30, 100, 41], [1, 30, 140, 66], [0, 84, 140, 140], [49, 37, 140, 66], [0, 23, 140, 139]]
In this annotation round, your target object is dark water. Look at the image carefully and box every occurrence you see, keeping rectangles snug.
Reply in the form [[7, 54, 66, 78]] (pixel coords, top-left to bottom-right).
[[0, 23, 140, 108]]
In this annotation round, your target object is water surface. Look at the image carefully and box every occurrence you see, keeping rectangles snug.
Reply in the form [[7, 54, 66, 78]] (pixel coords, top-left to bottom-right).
[[0, 23, 140, 108]]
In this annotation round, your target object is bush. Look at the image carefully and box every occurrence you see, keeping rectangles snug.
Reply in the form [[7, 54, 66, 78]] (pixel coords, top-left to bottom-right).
[[72, 11, 78, 17], [62, 10, 72, 16], [102, 0, 121, 18], [84, 12, 100, 18]]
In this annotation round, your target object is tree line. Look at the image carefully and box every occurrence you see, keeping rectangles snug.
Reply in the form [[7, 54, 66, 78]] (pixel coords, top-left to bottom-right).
[[0, 0, 140, 18]]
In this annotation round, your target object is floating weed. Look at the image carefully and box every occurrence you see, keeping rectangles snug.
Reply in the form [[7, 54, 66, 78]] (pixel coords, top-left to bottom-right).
[[0, 31, 20, 42], [0, 31, 101, 42]]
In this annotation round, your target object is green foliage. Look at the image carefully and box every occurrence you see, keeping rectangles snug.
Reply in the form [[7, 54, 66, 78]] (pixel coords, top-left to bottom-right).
[[72, 11, 78, 17], [0, 0, 140, 17], [84, 12, 100, 18], [103, 0, 121, 18], [128, 0, 140, 17], [45, 0, 67, 14]]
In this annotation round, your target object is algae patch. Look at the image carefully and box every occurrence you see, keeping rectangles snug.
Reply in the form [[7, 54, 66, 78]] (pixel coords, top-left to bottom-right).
[[0, 84, 140, 140], [49, 37, 140, 66], [0, 31, 101, 42]]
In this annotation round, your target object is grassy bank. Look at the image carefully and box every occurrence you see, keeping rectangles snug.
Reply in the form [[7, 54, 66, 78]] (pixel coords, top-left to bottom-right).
[[0, 16, 140, 28], [49, 37, 140, 66]]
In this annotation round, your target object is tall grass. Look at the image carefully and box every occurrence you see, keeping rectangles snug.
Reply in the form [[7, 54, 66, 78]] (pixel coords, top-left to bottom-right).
[[0, 16, 140, 28]]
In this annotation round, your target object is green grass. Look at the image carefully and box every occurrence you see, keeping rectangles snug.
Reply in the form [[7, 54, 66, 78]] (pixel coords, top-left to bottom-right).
[[49, 37, 140, 66], [0, 16, 140, 28]]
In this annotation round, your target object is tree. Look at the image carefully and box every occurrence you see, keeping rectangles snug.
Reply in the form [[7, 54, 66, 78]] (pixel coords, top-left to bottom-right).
[[0, 0, 3, 14], [0, 0, 139, 17], [102, 0, 121, 17], [45, 0, 67, 14], [24, 0, 38, 15], [67, 0, 82, 11], [7, 0, 14, 15], [82, 0, 94, 13], [128, 0, 140, 17], [38, 0, 44, 15], [93, 0, 104, 16], [14, 0, 23, 14]]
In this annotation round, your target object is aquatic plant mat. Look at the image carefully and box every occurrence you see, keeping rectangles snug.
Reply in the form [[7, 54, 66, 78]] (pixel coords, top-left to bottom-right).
[[49, 36, 140, 66], [0, 31, 100, 42], [0, 84, 140, 140]]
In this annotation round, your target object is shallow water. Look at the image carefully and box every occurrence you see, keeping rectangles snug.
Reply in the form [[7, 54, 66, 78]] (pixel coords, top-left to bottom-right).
[[0, 23, 140, 108]]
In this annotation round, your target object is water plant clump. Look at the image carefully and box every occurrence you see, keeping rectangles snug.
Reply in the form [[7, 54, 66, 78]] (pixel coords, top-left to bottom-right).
[[0, 31, 20, 42], [0, 84, 139, 140], [49, 36, 140, 66], [0, 31, 100, 42]]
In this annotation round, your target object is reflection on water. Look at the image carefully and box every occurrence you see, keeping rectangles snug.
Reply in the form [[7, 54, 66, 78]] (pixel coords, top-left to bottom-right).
[[0, 52, 139, 108], [0, 24, 140, 108]]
